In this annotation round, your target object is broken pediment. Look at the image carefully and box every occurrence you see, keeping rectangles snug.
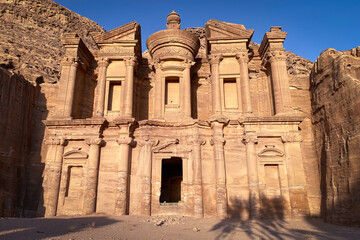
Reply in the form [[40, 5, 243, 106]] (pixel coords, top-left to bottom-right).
[[92, 22, 141, 44], [153, 139, 179, 153], [205, 19, 254, 40], [63, 150, 88, 159], [153, 139, 192, 154]]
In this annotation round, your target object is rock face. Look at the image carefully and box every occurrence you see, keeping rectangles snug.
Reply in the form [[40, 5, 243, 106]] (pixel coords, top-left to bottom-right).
[[311, 47, 360, 226], [0, 0, 104, 84], [0, 0, 104, 217], [0, 1, 322, 220], [0, 68, 39, 216]]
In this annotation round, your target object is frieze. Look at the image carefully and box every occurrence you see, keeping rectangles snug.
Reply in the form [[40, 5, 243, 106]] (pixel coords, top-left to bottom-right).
[[210, 43, 247, 54], [153, 47, 193, 60], [281, 133, 303, 143]]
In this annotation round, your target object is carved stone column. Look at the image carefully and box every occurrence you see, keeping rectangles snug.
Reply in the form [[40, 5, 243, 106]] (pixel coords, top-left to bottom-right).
[[114, 137, 133, 215], [63, 58, 79, 118], [209, 55, 223, 115], [183, 60, 194, 118], [95, 58, 109, 117], [123, 57, 137, 118], [83, 137, 103, 214], [189, 137, 206, 218], [236, 52, 252, 114], [268, 51, 292, 114], [243, 134, 260, 218], [43, 138, 67, 217], [153, 59, 163, 119], [282, 133, 309, 216], [210, 121, 228, 218], [138, 138, 158, 215]]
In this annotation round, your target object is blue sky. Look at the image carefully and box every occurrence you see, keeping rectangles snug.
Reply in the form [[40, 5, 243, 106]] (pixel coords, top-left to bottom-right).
[[55, 0, 359, 61]]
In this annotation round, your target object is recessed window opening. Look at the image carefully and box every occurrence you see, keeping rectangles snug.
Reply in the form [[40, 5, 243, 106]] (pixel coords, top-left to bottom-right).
[[108, 81, 122, 111], [165, 77, 180, 106], [65, 166, 82, 198], [264, 164, 281, 196], [223, 78, 238, 109], [160, 157, 183, 204]]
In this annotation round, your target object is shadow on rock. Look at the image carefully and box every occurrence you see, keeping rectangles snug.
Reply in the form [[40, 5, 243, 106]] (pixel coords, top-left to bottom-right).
[[0, 215, 119, 240]]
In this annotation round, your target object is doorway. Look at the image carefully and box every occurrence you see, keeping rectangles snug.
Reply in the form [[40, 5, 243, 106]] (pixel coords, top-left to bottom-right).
[[160, 157, 182, 203]]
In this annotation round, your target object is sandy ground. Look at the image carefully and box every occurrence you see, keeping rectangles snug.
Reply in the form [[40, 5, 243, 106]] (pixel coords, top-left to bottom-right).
[[1, 215, 360, 240]]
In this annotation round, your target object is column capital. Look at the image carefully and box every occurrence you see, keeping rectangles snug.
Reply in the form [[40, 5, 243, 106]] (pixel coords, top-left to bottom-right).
[[184, 59, 195, 69], [137, 138, 159, 148], [116, 137, 134, 146], [208, 115, 230, 126], [242, 135, 258, 144], [153, 58, 162, 70], [210, 136, 225, 145], [188, 137, 206, 145], [236, 51, 249, 64], [44, 137, 67, 146], [61, 59, 73, 67], [209, 54, 223, 65], [124, 56, 137, 67], [61, 57, 79, 67], [266, 50, 286, 64], [86, 137, 104, 146], [281, 133, 303, 143], [97, 57, 110, 68]]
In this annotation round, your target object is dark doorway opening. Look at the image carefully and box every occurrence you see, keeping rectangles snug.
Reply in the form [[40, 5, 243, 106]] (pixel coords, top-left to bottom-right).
[[160, 157, 182, 203]]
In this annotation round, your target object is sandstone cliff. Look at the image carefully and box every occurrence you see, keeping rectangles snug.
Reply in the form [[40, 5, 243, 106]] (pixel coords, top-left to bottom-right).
[[0, 0, 104, 84], [0, 0, 104, 217], [0, 1, 321, 218], [311, 47, 360, 226]]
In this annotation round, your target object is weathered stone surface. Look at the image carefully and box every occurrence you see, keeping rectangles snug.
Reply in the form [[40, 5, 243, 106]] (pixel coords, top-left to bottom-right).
[[0, 0, 104, 84], [311, 47, 360, 226], [0, 2, 325, 221], [35, 11, 321, 220], [0, 68, 39, 216]]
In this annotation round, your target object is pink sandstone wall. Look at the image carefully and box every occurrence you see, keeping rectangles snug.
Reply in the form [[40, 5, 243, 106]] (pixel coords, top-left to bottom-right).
[[0, 68, 36, 216], [311, 47, 360, 226]]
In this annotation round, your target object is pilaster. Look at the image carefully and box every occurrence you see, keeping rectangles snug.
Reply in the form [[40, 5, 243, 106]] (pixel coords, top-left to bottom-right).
[[83, 137, 104, 214], [94, 58, 109, 117], [282, 132, 310, 217], [259, 26, 292, 115], [236, 52, 252, 114], [153, 59, 163, 119], [137, 137, 159, 216], [209, 55, 223, 115], [183, 59, 195, 118], [209, 118, 229, 219], [114, 136, 134, 215], [188, 137, 206, 218], [242, 134, 260, 219], [123, 57, 137, 118], [43, 137, 67, 217]]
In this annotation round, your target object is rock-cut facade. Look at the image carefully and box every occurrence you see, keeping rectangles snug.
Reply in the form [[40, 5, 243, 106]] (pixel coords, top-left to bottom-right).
[[42, 11, 320, 218]]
